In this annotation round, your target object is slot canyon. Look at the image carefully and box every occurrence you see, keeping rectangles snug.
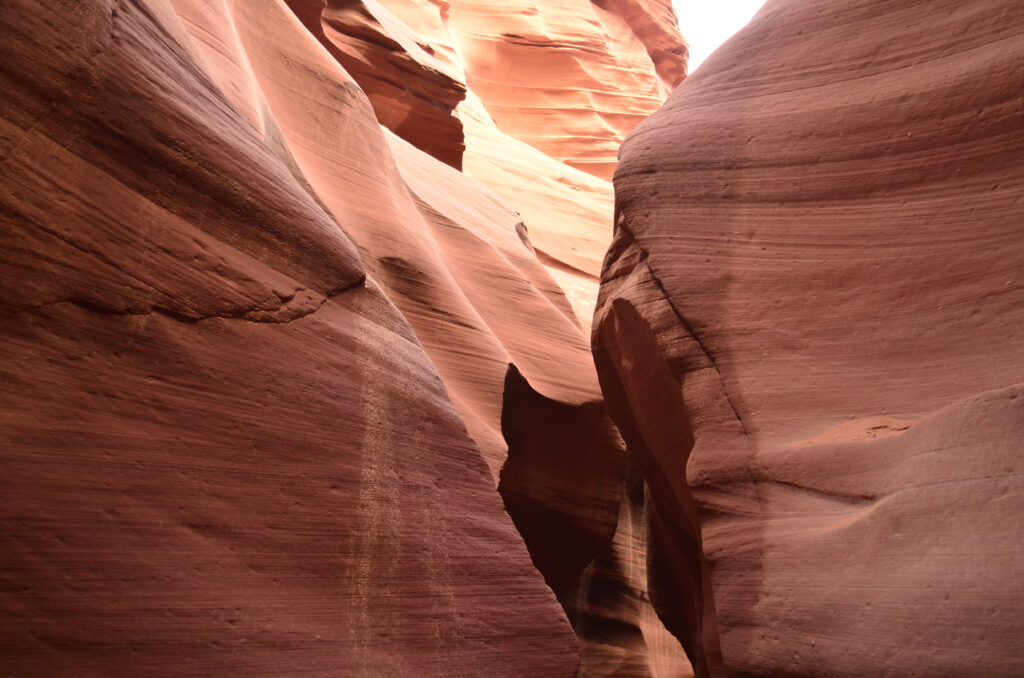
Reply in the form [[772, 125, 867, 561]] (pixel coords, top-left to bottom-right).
[[1, 0, 1021, 676]]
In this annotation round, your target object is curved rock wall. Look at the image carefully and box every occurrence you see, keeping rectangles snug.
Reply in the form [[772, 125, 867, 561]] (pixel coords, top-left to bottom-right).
[[309, 0, 686, 180], [303, 0, 688, 328], [447, 0, 685, 180], [0, 0, 582, 674], [596, 0, 1024, 676], [0, 0, 690, 676]]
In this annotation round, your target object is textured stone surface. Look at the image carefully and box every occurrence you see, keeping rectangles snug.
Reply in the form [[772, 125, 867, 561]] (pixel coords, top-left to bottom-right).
[[284, 0, 468, 168], [310, 0, 685, 181], [0, 0, 696, 674], [562, 460, 695, 678], [444, 0, 685, 180], [595, 1, 1024, 676], [271, 6, 693, 676], [0, 0, 583, 674], [313, 0, 688, 329]]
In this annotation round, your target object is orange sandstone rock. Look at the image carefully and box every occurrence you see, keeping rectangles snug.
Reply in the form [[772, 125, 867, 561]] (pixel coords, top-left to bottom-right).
[[305, 0, 688, 329]]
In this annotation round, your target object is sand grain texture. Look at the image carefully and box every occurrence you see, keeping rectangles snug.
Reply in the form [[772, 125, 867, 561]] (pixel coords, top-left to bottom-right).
[[595, 1, 1024, 676], [0, 0, 692, 675], [0, 0, 588, 674]]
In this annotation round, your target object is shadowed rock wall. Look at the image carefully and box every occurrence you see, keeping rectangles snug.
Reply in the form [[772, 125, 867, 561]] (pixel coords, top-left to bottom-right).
[[0, 0, 584, 674], [596, 1, 1024, 676]]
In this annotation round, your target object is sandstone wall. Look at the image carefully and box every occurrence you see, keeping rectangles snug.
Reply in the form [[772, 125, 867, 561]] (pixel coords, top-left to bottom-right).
[[0, 0, 689, 675], [596, 1, 1024, 675]]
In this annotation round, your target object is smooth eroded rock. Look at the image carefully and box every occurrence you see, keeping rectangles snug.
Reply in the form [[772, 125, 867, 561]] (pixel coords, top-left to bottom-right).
[[0, 1, 580, 674], [596, 0, 1024, 675]]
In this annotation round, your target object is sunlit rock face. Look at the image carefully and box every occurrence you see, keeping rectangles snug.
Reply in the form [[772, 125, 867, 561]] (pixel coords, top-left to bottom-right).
[[596, 1, 1024, 677], [299, 0, 686, 182], [296, 0, 687, 330], [0, 0, 691, 676], [446, 0, 685, 181], [256, 16, 691, 678]]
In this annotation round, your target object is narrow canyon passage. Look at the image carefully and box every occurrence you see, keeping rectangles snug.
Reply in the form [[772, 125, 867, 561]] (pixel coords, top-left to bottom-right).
[[1, 0, 1022, 677]]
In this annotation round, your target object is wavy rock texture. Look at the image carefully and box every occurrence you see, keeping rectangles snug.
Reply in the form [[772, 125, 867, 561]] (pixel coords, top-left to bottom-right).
[[297, 0, 686, 181], [295, 0, 687, 328], [284, 0, 468, 168], [447, 0, 685, 180], [596, 1, 1024, 676], [0, 0, 587, 674], [191, 1, 691, 676], [0, 0, 692, 676]]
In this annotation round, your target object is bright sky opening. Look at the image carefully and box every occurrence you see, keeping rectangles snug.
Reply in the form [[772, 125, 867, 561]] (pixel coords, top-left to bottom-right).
[[673, 0, 767, 72]]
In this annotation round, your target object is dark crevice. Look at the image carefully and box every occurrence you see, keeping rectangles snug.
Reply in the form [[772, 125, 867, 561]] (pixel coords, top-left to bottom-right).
[[612, 217, 750, 439], [593, 292, 726, 678]]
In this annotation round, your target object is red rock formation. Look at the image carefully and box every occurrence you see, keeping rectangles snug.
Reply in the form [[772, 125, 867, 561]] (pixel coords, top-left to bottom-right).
[[285, 0, 468, 168], [0, 0, 583, 674], [246, 6, 693, 677], [595, 1, 1024, 676], [306, 0, 688, 329], [1, 0, 695, 675], [298, 0, 686, 181], [446, 0, 685, 180]]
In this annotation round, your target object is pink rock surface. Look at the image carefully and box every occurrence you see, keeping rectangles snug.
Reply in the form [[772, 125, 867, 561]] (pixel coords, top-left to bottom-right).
[[0, 0, 583, 674], [596, 0, 1024, 676], [252, 9, 695, 677], [298, 0, 685, 181], [304, 0, 689, 329], [443, 0, 685, 180], [284, 0, 468, 168]]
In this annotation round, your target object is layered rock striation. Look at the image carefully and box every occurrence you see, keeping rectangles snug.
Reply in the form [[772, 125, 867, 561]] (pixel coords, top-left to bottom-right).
[[296, 0, 687, 328], [596, 0, 1024, 676], [0, 1, 588, 674], [1, 0, 689, 675]]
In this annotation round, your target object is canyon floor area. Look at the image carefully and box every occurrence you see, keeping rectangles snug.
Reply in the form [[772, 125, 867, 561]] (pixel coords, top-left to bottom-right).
[[1, 0, 1022, 676]]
